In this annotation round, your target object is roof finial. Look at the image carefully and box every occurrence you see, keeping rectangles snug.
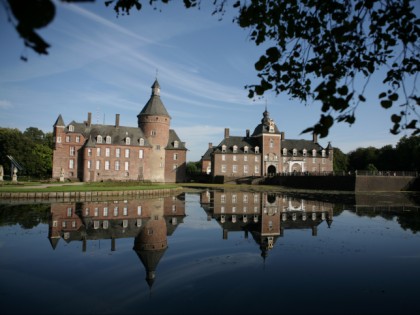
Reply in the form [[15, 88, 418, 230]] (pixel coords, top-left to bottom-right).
[[265, 99, 267, 112], [155, 68, 159, 80]]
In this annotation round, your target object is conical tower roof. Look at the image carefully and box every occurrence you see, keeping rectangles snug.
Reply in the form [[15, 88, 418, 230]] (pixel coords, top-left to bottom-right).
[[138, 80, 171, 118], [53, 114, 65, 127]]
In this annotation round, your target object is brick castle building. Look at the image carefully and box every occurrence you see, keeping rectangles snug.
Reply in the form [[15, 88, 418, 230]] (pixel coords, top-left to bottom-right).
[[201, 108, 333, 178], [52, 80, 187, 182]]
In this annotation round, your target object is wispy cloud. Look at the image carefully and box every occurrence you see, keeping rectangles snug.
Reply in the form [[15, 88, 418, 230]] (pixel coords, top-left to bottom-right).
[[0, 100, 12, 109]]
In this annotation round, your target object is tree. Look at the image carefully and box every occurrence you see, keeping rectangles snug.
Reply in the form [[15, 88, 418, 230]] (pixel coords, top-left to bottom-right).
[[395, 135, 420, 171], [23, 127, 45, 144], [332, 147, 348, 173], [3, 0, 419, 137]]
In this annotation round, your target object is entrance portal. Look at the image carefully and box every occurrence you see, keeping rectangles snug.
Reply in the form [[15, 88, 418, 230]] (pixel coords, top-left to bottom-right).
[[267, 165, 277, 176]]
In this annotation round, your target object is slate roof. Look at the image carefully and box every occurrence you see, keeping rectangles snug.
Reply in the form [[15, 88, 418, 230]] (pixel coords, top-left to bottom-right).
[[138, 79, 171, 118], [251, 109, 281, 136], [166, 129, 187, 150], [282, 139, 327, 156], [53, 114, 65, 127], [212, 136, 259, 154], [201, 146, 214, 160]]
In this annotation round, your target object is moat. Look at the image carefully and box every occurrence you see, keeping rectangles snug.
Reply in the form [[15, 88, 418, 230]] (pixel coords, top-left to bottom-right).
[[1, 189, 420, 315]]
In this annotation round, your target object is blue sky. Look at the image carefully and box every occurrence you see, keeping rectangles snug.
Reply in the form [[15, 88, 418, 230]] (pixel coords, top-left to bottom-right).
[[0, 1, 418, 162]]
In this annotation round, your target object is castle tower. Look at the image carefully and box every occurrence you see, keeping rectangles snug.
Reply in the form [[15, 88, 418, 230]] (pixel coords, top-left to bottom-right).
[[137, 80, 171, 182], [52, 114, 66, 179]]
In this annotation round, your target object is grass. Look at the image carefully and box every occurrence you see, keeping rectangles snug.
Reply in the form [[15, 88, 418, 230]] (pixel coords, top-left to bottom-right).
[[0, 180, 180, 193]]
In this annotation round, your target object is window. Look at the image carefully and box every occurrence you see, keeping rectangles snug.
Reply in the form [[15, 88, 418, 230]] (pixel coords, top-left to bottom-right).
[[103, 207, 108, 216], [137, 206, 142, 215], [106, 136, 111, 144], [221, 194, 226, 203], [124, 161, 129, 171], [123, 220, 128, 228], [123, 207, 128, 216], [139, 138, 144, 146], [322, 158, 326, 164], [303, 149, 307, 156], [222, 154, 226, 161], [255, 156, 259, 162], [125, 149, 130, 158], [254, 194, 259, 203], [68, 125, 74, 132], [221, 164, 226, 173], [56, 136, 61, 143], [244, 155, 248, 161], [173, 153, 178, 160], [255, 165, 259, 173], [283, 148, 287, 156], [96, 160, 100, 170], [115, 161, 120, 171], [156, 145, 160, 150], [97, 135, 102, 143], [270, 139, 274, 148], [139, 149, 144, 159], [70, 147, 75, 156], [151, 130, 156, 136], [94, 208, 99, 216], [114, 207, 118, 216], [126, 137, 131, 145], [87, 160, 91, 169], [96, 148, 101, 156], [312, 149, 317, 157], [222, 145, 226, 153], [244, 165, 248, 173], [233, 155, 237, 161], [103, 221, 109, 229], [88, 148, 92, 157], [233, 165, 237, 173], [293, 149, 297, 156], [69, 159, 74, 169], [115, 148, 120, 158], [233, 145, 238, 153], [232, 194, 237, 203], [105, 148, 110, 157], [243, 194, 248, 203], [173, 164, 178, 170], [67, 207, 72, 217], [65, 135, 70, 143], [174, 141, 179, 148], [244, 146, 249, 153], [322, 150, 326, 157], [76, 136, 80, 143], [255, 146, 259, 153], [105, 160, 110, 170]]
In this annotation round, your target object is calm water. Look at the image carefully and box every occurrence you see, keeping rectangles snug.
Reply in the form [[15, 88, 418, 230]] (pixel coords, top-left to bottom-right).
[[1, 190, 420, 315]]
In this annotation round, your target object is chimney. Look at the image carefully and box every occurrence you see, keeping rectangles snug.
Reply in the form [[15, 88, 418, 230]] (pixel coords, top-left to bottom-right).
[[313, 132, 318, 143], [281, 131, 285, 140], [208, 142, 213, 149], [115, 114, 120, 128], [87, 112, 92, 127], [224, 128, 230, 139], [246, 129, 250, 137]]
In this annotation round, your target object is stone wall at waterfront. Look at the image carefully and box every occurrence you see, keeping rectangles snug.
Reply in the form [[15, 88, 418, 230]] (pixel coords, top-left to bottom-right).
[[0, 188, 182, 202], [263, 175, 420, 192]]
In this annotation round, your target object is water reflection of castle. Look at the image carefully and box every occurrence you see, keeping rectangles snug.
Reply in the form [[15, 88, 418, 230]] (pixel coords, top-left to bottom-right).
[[48, 193, 186, 287], [200, 191, 334, 258]]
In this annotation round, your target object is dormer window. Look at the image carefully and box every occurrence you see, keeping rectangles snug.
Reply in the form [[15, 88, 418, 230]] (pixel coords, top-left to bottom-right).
[[244, 146, 249, 153], [97, 135, 102, 144], [222, 145, 227, 153], [255, 146, 259, 154], [139, 138, 144, 146], [68, 125, 74, 132], [269, 121, 274, 133], [312, 149, 317, 157], [126, 137, 131, 145], [174, 141, 179, 148], [293, 149, 297, 156], [303, 149, 307, 156], [322, 150, 326, 157], [106, 136, 111, 144], [233, 145, 238, 153]]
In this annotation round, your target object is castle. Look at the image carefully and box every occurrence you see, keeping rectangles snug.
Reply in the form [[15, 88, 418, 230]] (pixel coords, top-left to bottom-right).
[[201, 108, 333, 179], [52, 80, 187, 182]]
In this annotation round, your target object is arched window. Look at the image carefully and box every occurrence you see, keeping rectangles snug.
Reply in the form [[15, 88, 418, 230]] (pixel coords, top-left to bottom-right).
[[139, 138, 144, 146], [244, 146, 249, 153], [68, 125, 74, 132], [293, 149, 297, 156], [312, 149, 317, 157], [233, 145, 238, 153], [97, 135, 102, 144], [322, 150, 326, 157], [303, 149, 307, 156], [283, 148, 287, 156], [126, 137, 131, 145], [255, 146, 259, 154], [106, 136, 111, 144], [222, 145, 227, 153]]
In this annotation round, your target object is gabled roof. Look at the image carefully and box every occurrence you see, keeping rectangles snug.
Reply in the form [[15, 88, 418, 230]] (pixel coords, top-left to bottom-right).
[[282, 139, 325, 156], [166, 129, 187, 150], [212, 136, 259, 154], [138, 79, 171, 118], [201, 146, 214, 160]]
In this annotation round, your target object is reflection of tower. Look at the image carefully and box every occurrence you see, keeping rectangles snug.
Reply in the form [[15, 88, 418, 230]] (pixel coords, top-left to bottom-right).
[[133, 219, 168, 288]]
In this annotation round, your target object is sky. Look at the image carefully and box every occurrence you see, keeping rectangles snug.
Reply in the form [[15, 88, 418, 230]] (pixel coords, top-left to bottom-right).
[[0, 1, 418, 162]]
